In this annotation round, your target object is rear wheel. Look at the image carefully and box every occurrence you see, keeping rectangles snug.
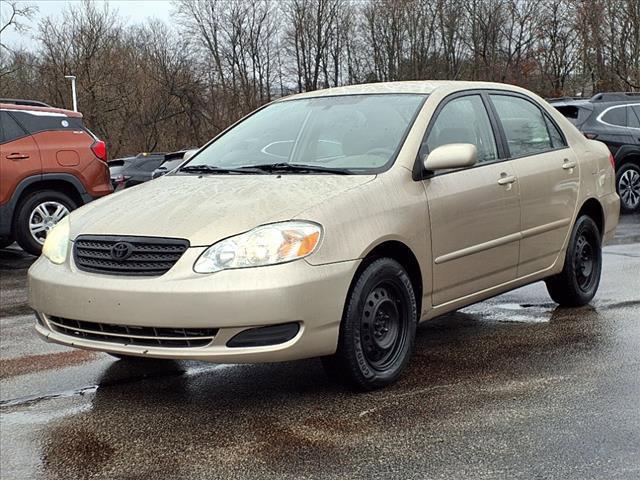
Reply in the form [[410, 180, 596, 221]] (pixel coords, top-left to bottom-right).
[[545, 215, 602, 307], [322, 258, 417, 390], [616, 163, 640, 213], [14, 190, 76, 256]]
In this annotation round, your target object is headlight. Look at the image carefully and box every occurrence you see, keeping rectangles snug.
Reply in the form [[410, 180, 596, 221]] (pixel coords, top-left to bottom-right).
[[41, 216, 70, 264], [194, 221, 322, 273]]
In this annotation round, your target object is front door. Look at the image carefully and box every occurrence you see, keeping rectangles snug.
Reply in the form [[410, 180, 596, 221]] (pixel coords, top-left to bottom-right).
[[421, 94, 521, 306]]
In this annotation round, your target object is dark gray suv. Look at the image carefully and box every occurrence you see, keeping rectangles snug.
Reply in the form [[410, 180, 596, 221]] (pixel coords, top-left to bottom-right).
[[550, 92, 640, 213]]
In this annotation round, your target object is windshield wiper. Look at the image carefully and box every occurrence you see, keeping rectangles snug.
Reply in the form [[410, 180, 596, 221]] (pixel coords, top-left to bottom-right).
[[179, 164, 263, 174], [240, 163, 354, 175]]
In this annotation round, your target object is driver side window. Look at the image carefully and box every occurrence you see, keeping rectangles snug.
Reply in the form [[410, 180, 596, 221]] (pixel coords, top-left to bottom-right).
[[422, 95, 498, 165]]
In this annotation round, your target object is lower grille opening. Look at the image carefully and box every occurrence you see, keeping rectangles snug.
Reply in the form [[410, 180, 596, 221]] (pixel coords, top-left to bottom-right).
[[48, 316, 217, 348]]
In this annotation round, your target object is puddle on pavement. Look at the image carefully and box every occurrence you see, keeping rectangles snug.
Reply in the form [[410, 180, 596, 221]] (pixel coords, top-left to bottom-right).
[[463, 301, 558, 324]]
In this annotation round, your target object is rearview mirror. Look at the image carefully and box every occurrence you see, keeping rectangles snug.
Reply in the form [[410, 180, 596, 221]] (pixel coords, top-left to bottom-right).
[[424, 143, 477, 171], [183, 149, 198, 162]]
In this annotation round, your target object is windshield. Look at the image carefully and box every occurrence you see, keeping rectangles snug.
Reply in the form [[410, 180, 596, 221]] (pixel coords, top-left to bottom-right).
[[183, 94, 426, 174]]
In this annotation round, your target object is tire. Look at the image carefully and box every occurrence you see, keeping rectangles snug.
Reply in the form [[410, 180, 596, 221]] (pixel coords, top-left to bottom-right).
[[545, 215, 602, 307], [616, 163, 640, 213], [322, 258, 418, 390], [14, 190, 77, 256]]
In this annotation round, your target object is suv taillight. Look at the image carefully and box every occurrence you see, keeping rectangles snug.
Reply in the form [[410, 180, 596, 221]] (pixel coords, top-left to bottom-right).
[[608, 153, 615, 169], [91, 140, 107, 161]]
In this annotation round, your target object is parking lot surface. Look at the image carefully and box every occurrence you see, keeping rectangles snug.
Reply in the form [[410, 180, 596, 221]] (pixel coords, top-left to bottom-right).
[[1, 215, 639, 480]]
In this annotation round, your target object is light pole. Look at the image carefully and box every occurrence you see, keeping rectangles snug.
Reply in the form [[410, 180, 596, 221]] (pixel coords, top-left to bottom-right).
[[64, 75, 77, 112]]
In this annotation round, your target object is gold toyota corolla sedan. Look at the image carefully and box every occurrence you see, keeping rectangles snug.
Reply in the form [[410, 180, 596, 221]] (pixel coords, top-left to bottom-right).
[[29, 81, 619, 390]]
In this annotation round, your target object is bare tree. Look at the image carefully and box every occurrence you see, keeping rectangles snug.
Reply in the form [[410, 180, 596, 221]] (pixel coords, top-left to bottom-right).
[[0, 1, 38, 52], [537, 0, 580, 95]]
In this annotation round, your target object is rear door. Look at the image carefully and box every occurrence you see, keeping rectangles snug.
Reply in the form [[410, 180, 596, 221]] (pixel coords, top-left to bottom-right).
[[421, 93, 521, 306], [9, 109, 94, 172], [0, 111, 42, 206], [488, 93, 579, 277]]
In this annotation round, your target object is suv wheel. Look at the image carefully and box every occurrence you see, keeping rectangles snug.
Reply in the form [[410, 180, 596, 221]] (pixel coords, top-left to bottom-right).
[[322, 258, 417, 390], [15, 190, 76, 256], [617, 163, 640, 213], [545, 215, 602, 307]]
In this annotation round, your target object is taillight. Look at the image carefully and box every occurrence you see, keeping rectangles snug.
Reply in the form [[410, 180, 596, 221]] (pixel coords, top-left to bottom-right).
[[608, 153, 615, 169], [91, 140, 107, 161], [584, 132, 598, 140]]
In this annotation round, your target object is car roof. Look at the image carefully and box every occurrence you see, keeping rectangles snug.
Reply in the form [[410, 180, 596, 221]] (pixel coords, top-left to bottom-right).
[[280, 80, 534, 101], [0, 102, 83, 118]]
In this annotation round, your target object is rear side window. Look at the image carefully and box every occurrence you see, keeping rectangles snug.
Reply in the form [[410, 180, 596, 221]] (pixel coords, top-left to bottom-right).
[[0, 111, 28, 144], [545, 116, 566, 148], [9, 111, 85, 135], [600, 106, 627, 127], [633, 106, 640, 124], [554, 105, 592, 126], [490, 94, 553, 157], [628, 106, 640, 128], [555, 105, 579, 120], [423, 94, 498, 164], [129, 157, 165, 172]]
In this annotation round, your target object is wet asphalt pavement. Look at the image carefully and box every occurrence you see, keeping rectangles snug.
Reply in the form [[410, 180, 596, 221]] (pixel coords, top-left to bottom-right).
[[1, 216, 639, 480]]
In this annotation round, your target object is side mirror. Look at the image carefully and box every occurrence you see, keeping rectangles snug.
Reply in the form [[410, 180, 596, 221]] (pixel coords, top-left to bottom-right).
[[183, 149, 198, 162], [424, 143, 477, 171]]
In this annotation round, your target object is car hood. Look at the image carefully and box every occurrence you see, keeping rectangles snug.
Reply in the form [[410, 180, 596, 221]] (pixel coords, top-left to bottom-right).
[[69, 174, 375, 246]]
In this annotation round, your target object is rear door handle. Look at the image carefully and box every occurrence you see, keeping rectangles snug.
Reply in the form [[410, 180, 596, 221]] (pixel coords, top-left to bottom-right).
[[6, 153, 30, 160], [497, 174, 517, 185], [562, 158, 577, 170]]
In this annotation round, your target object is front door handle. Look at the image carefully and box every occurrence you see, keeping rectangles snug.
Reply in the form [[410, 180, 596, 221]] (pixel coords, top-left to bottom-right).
[[562, 158, 577, 170], [497, 174, 517, 185], [6, 153, 30, 160]]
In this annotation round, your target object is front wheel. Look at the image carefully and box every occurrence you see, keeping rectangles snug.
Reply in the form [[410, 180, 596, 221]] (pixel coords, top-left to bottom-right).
[[322, 258, 417, 390], [545, 215, 602, 307]]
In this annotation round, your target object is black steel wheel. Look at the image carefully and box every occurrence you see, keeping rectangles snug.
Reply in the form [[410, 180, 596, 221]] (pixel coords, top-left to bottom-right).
[[546, 215, 602, 307], [322, 257, 417, 390]]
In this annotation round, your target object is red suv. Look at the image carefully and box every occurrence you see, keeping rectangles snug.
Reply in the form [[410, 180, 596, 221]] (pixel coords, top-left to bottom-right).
[[0, 100, 112, 255]]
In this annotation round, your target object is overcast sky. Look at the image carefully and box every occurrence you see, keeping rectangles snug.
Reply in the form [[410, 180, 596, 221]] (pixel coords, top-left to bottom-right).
[[2, 0, 174, 49]]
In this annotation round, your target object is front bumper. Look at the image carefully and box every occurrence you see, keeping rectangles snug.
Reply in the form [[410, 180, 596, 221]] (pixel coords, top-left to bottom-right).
[[29, 248, 358, 363], [601, 192, 620, 244]]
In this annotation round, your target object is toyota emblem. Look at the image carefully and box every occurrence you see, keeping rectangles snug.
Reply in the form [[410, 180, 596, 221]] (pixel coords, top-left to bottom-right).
[[110, 242, 133, 260]]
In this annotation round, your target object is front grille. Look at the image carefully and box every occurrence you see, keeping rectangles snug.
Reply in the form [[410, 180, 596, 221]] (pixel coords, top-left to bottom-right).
[[73, 235, 189, 276], [48, 316, 217, 348]]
